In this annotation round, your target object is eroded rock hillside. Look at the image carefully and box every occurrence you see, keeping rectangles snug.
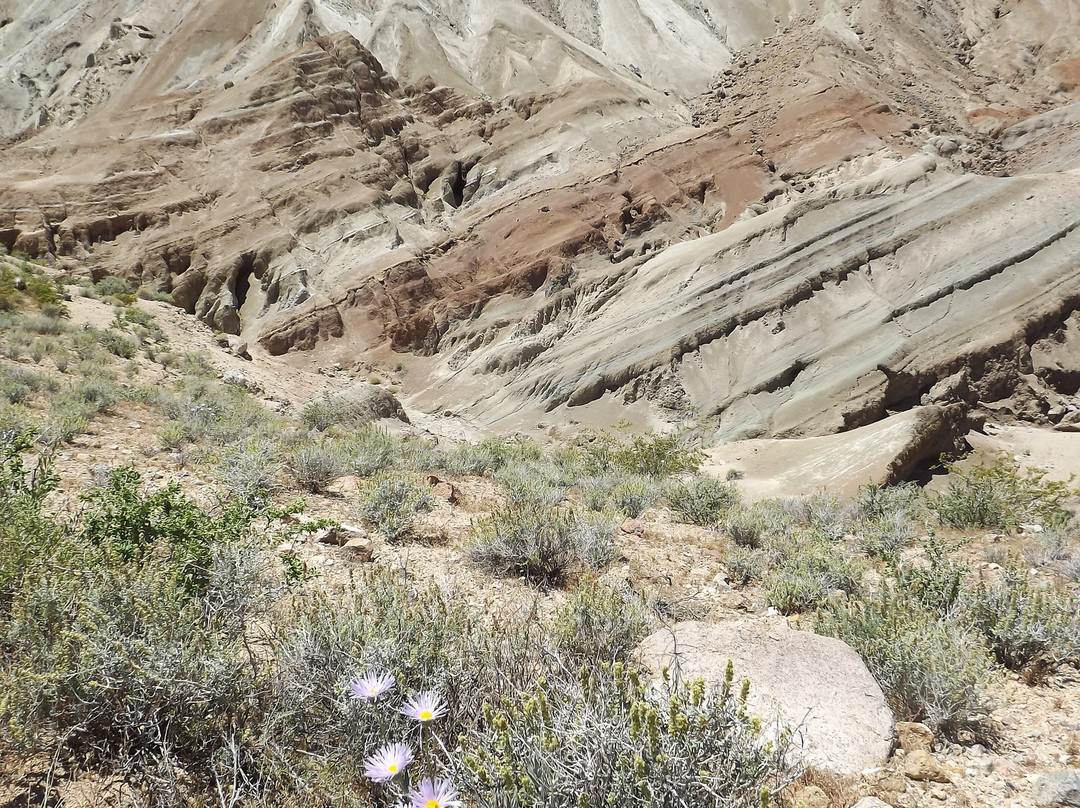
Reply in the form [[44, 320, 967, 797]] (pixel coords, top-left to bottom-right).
[[3, 0, 1080, 442]]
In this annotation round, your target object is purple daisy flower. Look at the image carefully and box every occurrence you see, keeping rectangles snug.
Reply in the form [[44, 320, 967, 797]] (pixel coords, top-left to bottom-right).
[[400, 691, 448, 723], [348, 671, 395, 701], [363, 742, 414, 782], [408, 777, 461, 808]]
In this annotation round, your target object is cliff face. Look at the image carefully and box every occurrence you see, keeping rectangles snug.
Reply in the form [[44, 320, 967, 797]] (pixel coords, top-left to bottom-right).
[[2, 0, 1080, 437]]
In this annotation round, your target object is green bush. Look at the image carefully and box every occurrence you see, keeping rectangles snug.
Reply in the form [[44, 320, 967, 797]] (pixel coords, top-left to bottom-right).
[[93, 275, 136, 303], [965, 572, 1080, 679], [459, 664, 791, 808], [724, 507, 768, 548], [467, 505, 615, 585], [609, 474, 661, 517], [666, 475, 740, 526], [763, 549, 863, 615], [97, 328, 139, 358], [356, 471, 435, 542], [726, 546, 768, 586], [817, 590, 994, 740], [80, 466, 252, 595], [553, 578, 651, 664], [929, 455, 1076, 531], [573, 430, 704, 477]]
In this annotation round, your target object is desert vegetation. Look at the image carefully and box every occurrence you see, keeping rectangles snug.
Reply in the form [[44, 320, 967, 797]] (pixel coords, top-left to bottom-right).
[[0, 285, 1078, 806]]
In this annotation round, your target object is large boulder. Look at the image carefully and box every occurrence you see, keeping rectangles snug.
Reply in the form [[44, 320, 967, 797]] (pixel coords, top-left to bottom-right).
[[637, 620, 894, 777], [702, 405, 967, 498], [307, 383, 409, 427]]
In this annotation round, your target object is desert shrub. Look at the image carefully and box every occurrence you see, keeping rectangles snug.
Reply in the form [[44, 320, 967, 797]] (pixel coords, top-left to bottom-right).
[[891, 538, 967, 618], [817, 591, 994, 740], [286, 439, 345, 493], [570, 509, 619, 569], [467, 505, 615, 584], [665, 475, 740, 525], [93, 275, 136, 303], [213, 437, 282, 507], [23, 311, 65, 335], [338, 423, 400, 477], [929, 455, 1076, 531], [1023, 529, 1074, 568], [495, 461, 568, 507], [726, 546, 768, 585], [573, 429, 704, 477], [2, 540, 271, 800], [553, 578, 651, 663], [578, 473, 623, 511], [441, 436, 542, 476], [724, 506, 768, 549], [0, 434, 62, 611], [0, 267, 17, 311], [80, 466, 253, 595], [96, 328, 138, 358], [458, 664, 792, 808], [356, 471, 435, 542], [153, 376, 272, 446], [609, 474, 661, 517], [0, 366, 47, 404], [964, 572, 1080, 679], [763, 549, 863, 615], [300, 394, 345, 431], [25, 274, 61, 307]]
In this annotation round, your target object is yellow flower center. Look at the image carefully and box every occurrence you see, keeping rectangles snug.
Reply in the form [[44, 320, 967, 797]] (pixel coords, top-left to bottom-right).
[[425, 801, 440, 808], [420, 710, 433, 720], [388, 765, 397, 773]]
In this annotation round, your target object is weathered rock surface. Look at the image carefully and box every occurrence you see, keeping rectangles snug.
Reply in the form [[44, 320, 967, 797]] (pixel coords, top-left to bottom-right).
[[2, 0, 1080, 460], [1033, 771, 1080, 807], [636, 620, 895, 777], [702, 406, 967, 499], [308, 383, 409, 426]]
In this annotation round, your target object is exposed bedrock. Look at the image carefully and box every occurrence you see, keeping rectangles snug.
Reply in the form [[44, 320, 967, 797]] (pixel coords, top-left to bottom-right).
[[414, 156, 1080, 439]]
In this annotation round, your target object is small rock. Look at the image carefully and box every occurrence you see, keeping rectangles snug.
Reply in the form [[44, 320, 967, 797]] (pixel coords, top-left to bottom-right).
[[989, 756, 1023, 777], [432, 481, 459, 504], [1019, 523, 1044, 534], [620, 519, 645, 535], [222, 369, 248, 388], [343, 536, 374, 561], [851, 799, 893, 808], [904, 750, 951, 782], [792, 785, 829, 808], [327, 475, 362, 497], [314, 524, 365, 547], [1032, 771, 1080, 806], [276, 542, 293, 553], [897, 721, 934, 753]]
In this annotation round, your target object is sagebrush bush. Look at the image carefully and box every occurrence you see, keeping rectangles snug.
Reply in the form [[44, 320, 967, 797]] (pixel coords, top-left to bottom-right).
[[726, 546, 768, 585], [356, 471, 435, 542], [458, 663, 792, 808], [495, 461, 567, 507], [964, 572, 1080, 680], [929, 455, 1076, 530], [467, 505, 615, 584], [763, 549, 863, 615], [286, 439, 346, 493], [610, 474, 661, 517], [340, 423, 400, 477], [665, 475, 739, 525], [441, 436, 543, 476], [817, 590, 994, 740], [724, 507, 768, 548], [553, 578, 651, 663], [213, 437, 282, 507]]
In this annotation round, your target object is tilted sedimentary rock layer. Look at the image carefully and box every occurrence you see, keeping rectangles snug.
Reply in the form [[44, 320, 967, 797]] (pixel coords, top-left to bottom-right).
[[2, 0, 1080, 445]]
